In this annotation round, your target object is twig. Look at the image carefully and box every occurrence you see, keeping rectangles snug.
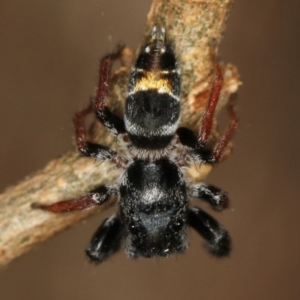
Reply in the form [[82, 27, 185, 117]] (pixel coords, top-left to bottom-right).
[[0, 0, 240, 267]]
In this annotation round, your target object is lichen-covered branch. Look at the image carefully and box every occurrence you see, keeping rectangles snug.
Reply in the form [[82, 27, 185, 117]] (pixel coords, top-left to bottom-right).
[[0, 0, 239, 267]]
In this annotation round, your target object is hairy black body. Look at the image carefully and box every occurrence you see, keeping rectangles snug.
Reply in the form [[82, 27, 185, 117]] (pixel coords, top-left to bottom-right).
[[120, 159, 188, 258], [34, 26, 238, 263]]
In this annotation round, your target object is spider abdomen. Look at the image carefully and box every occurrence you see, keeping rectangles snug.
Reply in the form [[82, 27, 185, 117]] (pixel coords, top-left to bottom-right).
[[120, 159, 188, 257]]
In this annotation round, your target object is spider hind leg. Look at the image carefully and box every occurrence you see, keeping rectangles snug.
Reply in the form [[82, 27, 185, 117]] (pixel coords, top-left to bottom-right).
[[86, 214, 123, 263], [188, 207, 231, 256], [189, 183, 229, 211]]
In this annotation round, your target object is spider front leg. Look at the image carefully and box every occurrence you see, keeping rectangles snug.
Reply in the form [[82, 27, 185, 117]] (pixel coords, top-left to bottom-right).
[[74, 46, 129, 164], [33, 185, 116, 213], [188, 207, 231, 256], [75, 105, 115, 159], [177, 61, 238, 164], [74, 101, 127, 168], [93, 46, 126, 136]]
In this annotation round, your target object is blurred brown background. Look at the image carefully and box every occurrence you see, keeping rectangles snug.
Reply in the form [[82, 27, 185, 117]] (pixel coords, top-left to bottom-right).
[[1, 1, 300, 299]]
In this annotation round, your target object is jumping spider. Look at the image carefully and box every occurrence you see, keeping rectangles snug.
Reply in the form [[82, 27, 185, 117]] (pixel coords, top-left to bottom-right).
[[35, 26, 238, 263]]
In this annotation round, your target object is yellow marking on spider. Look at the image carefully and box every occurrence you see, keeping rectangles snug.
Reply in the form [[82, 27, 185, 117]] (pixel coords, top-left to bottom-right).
[[133, 72, 172, 94]]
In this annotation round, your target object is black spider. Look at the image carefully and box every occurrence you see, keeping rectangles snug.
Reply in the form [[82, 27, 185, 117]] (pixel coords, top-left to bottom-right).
[[35, 26, 238, 263]]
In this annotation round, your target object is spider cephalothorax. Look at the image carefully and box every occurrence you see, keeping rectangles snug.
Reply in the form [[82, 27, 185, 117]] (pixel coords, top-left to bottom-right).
[[35, 26, 238, 263], [125, 27, 180, 151]]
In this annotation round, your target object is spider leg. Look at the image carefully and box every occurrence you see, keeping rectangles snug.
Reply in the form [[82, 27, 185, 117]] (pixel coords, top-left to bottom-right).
[[198, 61, 224, 149], [86, 214, 123, 263], [210, 97, 238, 162], [177, 63, 238, 164], [33, 185, 115, 213], [189, 183, 229, 210], [74, 103, 127, 167], [188, 207, 231, 256], [93, 47, 126, 136]]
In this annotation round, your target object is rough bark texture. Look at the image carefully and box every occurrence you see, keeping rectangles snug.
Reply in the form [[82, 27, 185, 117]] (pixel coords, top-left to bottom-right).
[[0, 0, 240, 267]]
